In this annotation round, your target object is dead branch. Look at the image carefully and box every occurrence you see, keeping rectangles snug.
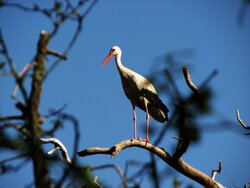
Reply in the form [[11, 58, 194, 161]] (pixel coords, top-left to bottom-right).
[[211, 161, 222, 180], [78, 139, 223, 188], [209, 161, 224, 188], [182, 66, 201, 94], [40, 137, 71, 164], [0, 154, 28, 164], [46, 49, 67, 60], [0, 115, 23, 121], [236, 109, 250, 130], [0, 28, 28, 102], [11, 63, 34, 100], [26, 30, 52, 188], [1, 122, 30, 137], [44, 0, 98, 80]]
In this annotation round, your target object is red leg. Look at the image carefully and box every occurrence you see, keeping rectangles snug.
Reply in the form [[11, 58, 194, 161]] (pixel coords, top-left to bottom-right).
[[132, 104, 137, 140], [145, 103, 150, 143], [143, 99, 150, 143]]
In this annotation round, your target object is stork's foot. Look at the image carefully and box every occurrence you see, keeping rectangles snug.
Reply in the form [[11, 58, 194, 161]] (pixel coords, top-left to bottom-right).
[[131, 137, 141, 142], [140, 138, 150, 143], [130, 137, 150, 143]]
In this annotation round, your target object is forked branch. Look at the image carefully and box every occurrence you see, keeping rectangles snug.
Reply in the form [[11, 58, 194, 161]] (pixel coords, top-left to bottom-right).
[[78, 139, 223, 188], [40, 137, 72, 163]]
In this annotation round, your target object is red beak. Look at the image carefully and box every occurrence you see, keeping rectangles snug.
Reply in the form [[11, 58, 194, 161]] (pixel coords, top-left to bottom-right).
[[101, 53, 113, 68]]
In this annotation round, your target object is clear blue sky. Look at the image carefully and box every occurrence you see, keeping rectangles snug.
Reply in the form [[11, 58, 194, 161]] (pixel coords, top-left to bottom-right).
[[0, 1, 250, 187]]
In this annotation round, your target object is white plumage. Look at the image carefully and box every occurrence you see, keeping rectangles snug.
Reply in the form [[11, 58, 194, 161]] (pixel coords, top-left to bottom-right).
[[101, 46, 169, 142]]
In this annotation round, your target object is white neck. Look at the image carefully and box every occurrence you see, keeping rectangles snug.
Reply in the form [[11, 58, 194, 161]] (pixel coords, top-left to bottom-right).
[[115, 52, 124, 72]]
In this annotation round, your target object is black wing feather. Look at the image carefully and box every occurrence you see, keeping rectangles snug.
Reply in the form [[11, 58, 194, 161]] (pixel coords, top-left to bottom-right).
[[141, 88, 169, 122]]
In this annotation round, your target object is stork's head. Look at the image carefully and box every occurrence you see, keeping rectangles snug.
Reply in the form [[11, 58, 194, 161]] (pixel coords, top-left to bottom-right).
[[101, 46, 121, 67]]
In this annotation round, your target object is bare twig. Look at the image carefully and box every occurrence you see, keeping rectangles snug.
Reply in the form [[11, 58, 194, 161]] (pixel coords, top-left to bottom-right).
[[47, 49, 67, 60], [236, 109, 250, 130], [3, 2, 52, 19], [89, 164, 127, 188], [92, 176, 103, 188], [19, 63, 34, 78], [0, 28, 28, 102], [44, 104, 68, 118], [211, 161, 222, 180], [199, 69, 218, 90], [78, 139, 223, 188], [11, 62, 35, 101], [44, 0, 98, 80], [209, 161, 224, 188], [0, 115, 23, 121], [0, 28, 18, 77], [1, 122, 30, 137], [0, 153, 28, 164], [182, 66, 200, 94], [40, 137, 72, 163], [0, 157, 30, 174], [172, 136, 184, 141]]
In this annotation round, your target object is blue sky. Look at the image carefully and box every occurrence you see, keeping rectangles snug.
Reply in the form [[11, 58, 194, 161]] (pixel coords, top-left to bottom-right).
[[0, 1, 250, 187]]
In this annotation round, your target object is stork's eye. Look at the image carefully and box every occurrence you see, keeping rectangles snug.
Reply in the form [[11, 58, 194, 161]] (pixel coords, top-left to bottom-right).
[[112, 49, 115, 52]]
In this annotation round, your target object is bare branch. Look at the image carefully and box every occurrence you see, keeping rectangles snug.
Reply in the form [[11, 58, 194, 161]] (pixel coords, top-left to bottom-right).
[[92, 176, 103, 188], [11, 63, 34, 101], [1, 122, 30, 137], [200, 69, 218, 90], [47, 49, 67, 60], [172, 136, 184, 141], [209, 161, 224, 188], [236, 109, 250, 130], [19, 62, 34, 78], [44, 104, 68, 118], [27, 30, 52, 188], [3, 2, 49, 14], [0, 28, 18, 77], [78, 139, 168, 158], [89, 164, 127, 188], [40, 137, 72, 164], [0, 28, 28, 102], [182, 66, 200, 94], [44, 0, 98, 80], [0, 115, 23, 122], [78, 139, 223, 188], [0, 154, 28, 164], [211, 161, 222, 180], [0, 157, 30, 174]]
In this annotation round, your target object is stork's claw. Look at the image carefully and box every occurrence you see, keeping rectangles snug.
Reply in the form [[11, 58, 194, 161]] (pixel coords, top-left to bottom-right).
[[141, 138, 150, 143], [130, 137, 150, 143], [130, 137, 142, 142]]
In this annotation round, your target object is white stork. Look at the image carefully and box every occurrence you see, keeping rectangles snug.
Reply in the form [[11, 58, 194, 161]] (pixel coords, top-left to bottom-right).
[[101, 46, 169, 142]]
